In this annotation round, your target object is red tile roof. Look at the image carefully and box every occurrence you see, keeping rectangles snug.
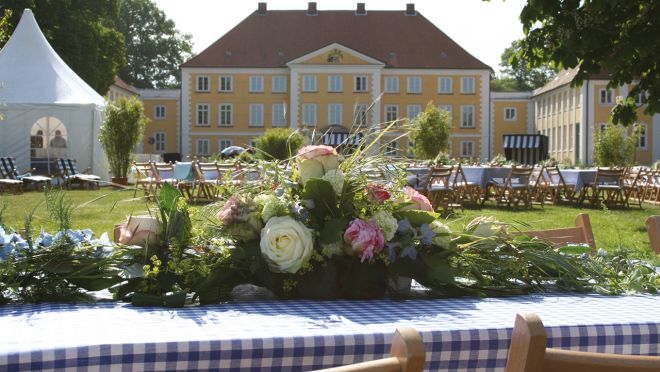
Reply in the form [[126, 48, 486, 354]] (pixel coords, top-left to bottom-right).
[[182, 9, 490, 70], [113, 76, 139, 94]]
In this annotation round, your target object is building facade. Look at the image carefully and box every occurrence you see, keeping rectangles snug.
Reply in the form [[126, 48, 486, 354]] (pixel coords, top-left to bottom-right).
[[532, 67, 659, 165], [178, 3, 491, 160], [139, 89, 180, 155]]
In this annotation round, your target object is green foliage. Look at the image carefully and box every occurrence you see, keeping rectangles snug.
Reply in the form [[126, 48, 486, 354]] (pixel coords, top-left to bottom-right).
[[0, 9, 12, 45], [255, 128, 304, 161], [512, 0, 659, 124], [1, 1, 126, 94], [44, 187, 74, 232], [117, 0, 193, 88], [593, 124, 636, 167], [495, 39, 555, 91], [410, 102, 450, 160], [99, 96, 149, 178]]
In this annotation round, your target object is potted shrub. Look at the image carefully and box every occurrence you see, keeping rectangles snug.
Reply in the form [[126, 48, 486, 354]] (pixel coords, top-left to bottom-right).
[[99, 96, 149, 185]]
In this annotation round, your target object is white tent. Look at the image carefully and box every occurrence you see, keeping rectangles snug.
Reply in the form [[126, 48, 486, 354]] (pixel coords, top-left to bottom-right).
[[0, 9, 108, 180]]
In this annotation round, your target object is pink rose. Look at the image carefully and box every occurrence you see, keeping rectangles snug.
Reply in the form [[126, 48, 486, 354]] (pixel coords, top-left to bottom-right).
[[366, 184, 390, 203], [343, 218, 385, 262], [297, 145, 339, 184], [403, 186, 434, 212]]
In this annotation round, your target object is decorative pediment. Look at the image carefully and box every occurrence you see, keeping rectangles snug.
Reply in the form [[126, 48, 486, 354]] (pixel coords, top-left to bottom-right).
[[287, 43, 385, 66]]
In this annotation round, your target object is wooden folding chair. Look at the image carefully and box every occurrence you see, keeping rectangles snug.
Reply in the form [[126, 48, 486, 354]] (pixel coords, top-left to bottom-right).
[[623, 167, 644, 208], [516, 213, 596, 251], [425, 165, 457, 212], [313, 328, 425, 372], [453, 163, 481, 205], [584, 168, 626, 208], [530, 166, 546, 207], [0, 159, 23, 194], [56, 158, 101, 189], [133, 161, 157, 195], [506, 312, 660, 372], [194, 161, 223, 201], [494, 166, 534, 208], [153, 162, 176, 190], [544, 166, 576, 204], [646, 216, 660, 254], [643, 170, 660, 204]]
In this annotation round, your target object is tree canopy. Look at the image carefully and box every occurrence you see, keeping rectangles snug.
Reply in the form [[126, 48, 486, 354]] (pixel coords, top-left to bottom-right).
[[510, 0, 659, 124], [491, 39, 555, 92], [0, 0, 125, 94], [117, 0, 193, 89], [410, 102, 451, 160]]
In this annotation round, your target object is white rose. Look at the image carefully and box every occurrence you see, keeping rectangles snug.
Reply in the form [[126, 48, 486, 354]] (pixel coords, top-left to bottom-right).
[[260, 216, 313, 273], [430, 220, 452, 248], [465, 216, 507, 238], [322, 169, 345, 196], [373, 210, 398, 241]]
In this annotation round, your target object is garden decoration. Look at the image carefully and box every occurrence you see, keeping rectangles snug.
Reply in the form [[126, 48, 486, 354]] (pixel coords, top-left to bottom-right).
[[0, 150, 659, 306]]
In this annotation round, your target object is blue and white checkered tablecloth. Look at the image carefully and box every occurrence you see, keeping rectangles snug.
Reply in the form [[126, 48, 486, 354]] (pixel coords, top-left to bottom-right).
[[1, 294, 659, 371]]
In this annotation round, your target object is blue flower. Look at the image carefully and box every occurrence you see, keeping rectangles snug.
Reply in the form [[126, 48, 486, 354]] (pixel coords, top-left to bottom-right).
[[400, 245, 418, 260], [397, 219, 414, 234], [66, 230, 85, 244], [0, 244, 13, 260], [419, 223, 435, 246], [35, 232, 54, 248], [385, 242, 400, 263], [81, 229, 94, 241]]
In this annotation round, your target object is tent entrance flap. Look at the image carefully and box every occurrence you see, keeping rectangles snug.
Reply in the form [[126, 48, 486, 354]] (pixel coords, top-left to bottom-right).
[[502, 134, 548, 165]]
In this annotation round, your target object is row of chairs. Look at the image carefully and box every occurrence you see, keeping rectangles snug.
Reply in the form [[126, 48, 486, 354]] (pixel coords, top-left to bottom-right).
[[418, 164, 651, 212], [0, 157, 99, 193], [133, 160, 260, 201], [318, 312, 660, 371]]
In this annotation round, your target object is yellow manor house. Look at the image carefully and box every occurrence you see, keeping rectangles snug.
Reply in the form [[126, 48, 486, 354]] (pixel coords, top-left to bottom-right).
[[140, 2, 659, 165]]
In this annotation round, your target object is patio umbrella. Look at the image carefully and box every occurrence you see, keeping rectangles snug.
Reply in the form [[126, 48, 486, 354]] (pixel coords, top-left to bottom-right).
[[221, 146, 245, 157]]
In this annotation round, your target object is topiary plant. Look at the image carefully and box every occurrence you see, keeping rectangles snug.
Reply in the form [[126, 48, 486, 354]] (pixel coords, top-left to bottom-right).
[[255, 128, 304, 160]]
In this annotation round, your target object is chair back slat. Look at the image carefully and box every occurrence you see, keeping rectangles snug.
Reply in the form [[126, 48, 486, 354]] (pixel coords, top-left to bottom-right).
[[515, 213, 596, 250], [0, 157, 18, 179]]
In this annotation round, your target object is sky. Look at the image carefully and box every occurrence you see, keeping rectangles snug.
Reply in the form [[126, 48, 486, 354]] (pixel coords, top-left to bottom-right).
[[153, 0, 527, 74]]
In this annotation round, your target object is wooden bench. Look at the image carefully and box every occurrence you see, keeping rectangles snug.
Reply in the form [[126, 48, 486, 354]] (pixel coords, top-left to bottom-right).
[[517, 213, 596, 250], [313, 328, 425, 372]]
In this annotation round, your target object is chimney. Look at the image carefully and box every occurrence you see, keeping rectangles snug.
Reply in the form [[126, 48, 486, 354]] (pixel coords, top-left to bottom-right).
[[405, 3, 416, 15], [307, 2, 317, 15], [257, 3, 267, 14], [356, 3, 366, 15]]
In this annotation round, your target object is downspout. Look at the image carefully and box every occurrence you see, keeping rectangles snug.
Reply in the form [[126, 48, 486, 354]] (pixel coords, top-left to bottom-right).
[[585, 80, 589, 165], [179, 89, 183, 158]]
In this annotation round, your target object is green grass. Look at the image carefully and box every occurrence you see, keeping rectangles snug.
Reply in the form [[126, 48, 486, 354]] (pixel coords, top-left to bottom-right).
[[1, 188, 659, 260]]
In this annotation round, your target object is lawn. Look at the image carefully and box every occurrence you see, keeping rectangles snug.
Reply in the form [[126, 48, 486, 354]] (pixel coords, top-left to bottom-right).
[[1, 188, 659, 260]]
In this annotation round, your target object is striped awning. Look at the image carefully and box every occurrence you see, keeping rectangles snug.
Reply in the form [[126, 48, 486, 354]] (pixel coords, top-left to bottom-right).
[[503, 135, 543, 149], [322, 132, 363, 146]]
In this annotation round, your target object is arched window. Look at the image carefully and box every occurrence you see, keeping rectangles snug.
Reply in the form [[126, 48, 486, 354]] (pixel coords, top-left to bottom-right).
[[30, 116, 67, 174]]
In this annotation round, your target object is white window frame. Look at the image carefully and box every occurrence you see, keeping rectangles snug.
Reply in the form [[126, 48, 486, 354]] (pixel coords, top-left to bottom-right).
[[460, 77, 475, 94], [328, 75, 343, 92], [385, 140, 398, 156], [249, 76, 264, 93], [354, 75, 368, 92], [218, 76, 233, 92], [271, 76, 287, 93], [407, 76, 422, 94], [407, 104, 422, 121], [504, 107, 517, 121], [354, 104, 368, 126], [636, 123, 648, 150], [599, 88, 613, 104], [195, 139, 210, 156], [302, 75, 317, 92], [302, 103, 317, 126], [271, 103, 286, 127], [384, 104, 399, 123], [154, 132, 166, 153], [249, 103, 264, 127], [218, 103, 233, 127], [328, 103, 342, 125], [218, 139, 232, 152], [196, 104, 210, 126], [635, 91, 648, 105], [196, 75, 209, 92], [384, 76, 399, 93], [460, 141, 475, 158], [154, 105, 166, 120], [438, 77, 452, 94], [438, 104, 453, 124], [460, 105, 475, 128]]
